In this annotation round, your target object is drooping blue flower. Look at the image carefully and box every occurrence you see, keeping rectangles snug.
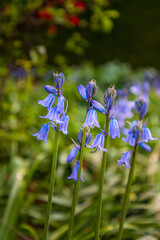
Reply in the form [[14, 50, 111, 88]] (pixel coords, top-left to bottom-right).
[[83, 107, 100, 129], [109, 118, 120, 139], [68, 161, 84, 182], [78, 80, 97, 102], [87, 132, 107, 152], [138, 142, 151, 152], [85, 133, 92, 146], [142, 127, 158, 142], [122, 121, 138, 146], [38, 94, 55, 110], [117, 151, 133, 169], [67, 147, 80, 163], [32, 123, 50, 143], [59, 114, 69, 135], [40, 106, 62, 124], [57, 96, 65, 114], [91, 100, 106, 113]]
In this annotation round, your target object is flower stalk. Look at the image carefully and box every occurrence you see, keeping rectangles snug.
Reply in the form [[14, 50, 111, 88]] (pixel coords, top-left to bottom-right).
[[95, 113, 110, 240], [43, 130, 59, 240], [117, 143, 138, 240], [67, 126, 87, 240]]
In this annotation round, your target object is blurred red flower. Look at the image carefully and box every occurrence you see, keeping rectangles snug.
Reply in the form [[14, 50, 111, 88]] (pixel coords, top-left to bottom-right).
[[68, 15, 80, 27], [37, 10, 52, 20], [75, 1, 86, 10]]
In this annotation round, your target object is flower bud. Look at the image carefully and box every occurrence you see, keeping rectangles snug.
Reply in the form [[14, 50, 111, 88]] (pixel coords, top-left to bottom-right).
[[53, 72, 65, 89], [89, 79, 98, 96], [135, 97, 147, 119], [103, 86, 117, 110]]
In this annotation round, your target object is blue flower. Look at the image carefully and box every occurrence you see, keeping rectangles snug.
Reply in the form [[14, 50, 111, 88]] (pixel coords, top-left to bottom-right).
[[138, 142, 151, 152], [83, 108, 100, 129], [109, 118, 120, 139], [78, 80, 97, 102], [135, 97, 148, 119], [32, 123, 50, 143], [40, 106, 62, 124], [103, 86, 117, 111], [117, 151, 133, 169], [91, 100, 106, 113], [67, 147, 80, 163], [38, 94, 55, 110], [44, 85, 57, 94], [142, 127, 158, 142], [122, 121, 138, 146], [87, 132, 107, 152], [68, 161, 84, 182], [59, 114, 69, 135], [57, 96, 65, 114], [53, 72, 65, 89]]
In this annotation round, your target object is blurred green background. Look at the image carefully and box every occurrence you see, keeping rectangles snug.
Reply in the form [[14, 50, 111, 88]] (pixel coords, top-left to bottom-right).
[[0, 0, 160, 239]]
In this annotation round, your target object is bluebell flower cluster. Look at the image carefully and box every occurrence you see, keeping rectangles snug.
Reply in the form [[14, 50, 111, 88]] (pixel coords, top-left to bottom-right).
[[118, 96, 158, 169], [33, 72, 69, 143]]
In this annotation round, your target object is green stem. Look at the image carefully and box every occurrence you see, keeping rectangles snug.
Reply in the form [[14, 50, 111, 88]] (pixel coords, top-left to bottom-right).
[[95, 113, 109, 240], [117, 144, 138, 240], [43, 130, 59, 240], [67, 126, 87, 240]]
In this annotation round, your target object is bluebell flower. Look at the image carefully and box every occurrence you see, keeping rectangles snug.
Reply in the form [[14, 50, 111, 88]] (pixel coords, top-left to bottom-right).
[[78, 80, 97, 102], [57, 96, 65, 114], [83, 107, 100, 129], [38, 94, 55, 110], [110, 98, 134, 129], [68, 161, 84, 182], [87, 132, 107, 152], [33, 123, 50, 143], [117, 151, 133, 169], [103, 86, 117, 111], [142, 127, 158, 142], [77, 128, 92, 146], [67, 147, 80, 163], [109, 118, 120, 139], [138, 142, 151, 152], [44, 85, 57, 94], [135, 97, 148, 119], [40, 106, 62, 124], [53, 72, 65, 89], [59, 114, 69, 135], [122, 121, 139, 146], [91, 100, 106, 114]]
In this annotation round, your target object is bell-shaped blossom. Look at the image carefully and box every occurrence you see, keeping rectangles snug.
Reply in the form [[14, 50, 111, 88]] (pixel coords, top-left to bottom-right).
[[117, 151, 132, 169], [77, 129, 92, 146], [87, 132, 107, 152], [109, 118, 120, 139], [83, 108, 100, 129], [57, 96, 65, 114], [32, 123, 50, 143], [78, 80, 97, 102], [138, 142, 151, 152], [38, 94, 55, 110], [91, 100, 106, 113], [68, 161, 84, 182], [85, 133, 92, 146], [40, 106, 62, 124], [59, 114, 69, 135], [142, 127, 158, 142], [44, 85, 57, 94], [67, 147, 80, 163]]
